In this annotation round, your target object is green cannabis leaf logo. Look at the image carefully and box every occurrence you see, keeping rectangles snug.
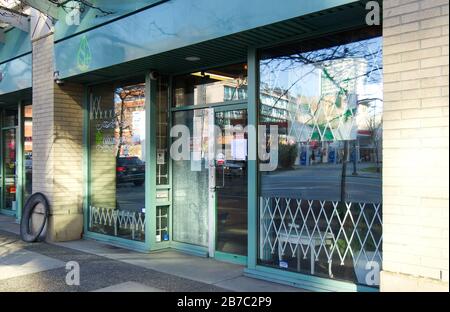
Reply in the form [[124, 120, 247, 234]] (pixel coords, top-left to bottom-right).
[[77, 35, 92, 72]]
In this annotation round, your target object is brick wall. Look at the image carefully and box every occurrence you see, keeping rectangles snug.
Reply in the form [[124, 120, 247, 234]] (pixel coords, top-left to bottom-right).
[[32, 33, 84, 241], [32, 35, 54, 199], [382, 0, 449, 291]]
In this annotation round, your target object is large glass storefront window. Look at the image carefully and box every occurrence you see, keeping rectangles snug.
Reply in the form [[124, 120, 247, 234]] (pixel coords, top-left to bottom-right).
[[88, 80, 146, 241], [258, 34, 383, 287], [173, 63, 247, 107]]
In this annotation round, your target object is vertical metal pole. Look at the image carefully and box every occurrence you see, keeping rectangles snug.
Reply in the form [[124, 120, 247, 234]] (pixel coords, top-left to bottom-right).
[[168, 76, 173, 244], [16, 101, 24, 222], [146, 73, 157, 250], [341, 141, 348, 203], [352, 140, 358, 176], [208, 107, 216, 257], [247, 47, 258, 269], [82, 86, 90, 236], [0, 108, 3, 211]]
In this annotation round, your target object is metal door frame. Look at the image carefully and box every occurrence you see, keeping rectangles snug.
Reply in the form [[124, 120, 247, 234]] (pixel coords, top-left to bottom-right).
[[207, 104, 248, 264], [1, 125, 18, 213]]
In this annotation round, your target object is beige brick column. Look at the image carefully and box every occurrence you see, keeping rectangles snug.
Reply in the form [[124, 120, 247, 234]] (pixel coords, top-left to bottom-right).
[[381, 0, 449, 291], [32, 33, 84, 241]]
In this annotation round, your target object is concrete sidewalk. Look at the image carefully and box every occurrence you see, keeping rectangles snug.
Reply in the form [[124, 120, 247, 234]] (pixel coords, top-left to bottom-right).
[[0, 215, 303, 292]]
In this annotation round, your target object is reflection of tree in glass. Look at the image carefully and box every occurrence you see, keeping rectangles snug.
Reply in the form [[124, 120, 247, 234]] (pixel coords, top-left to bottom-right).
[[260, 37, 383, 202], [2, 1, 114, 18], [46, 0, 114, 17], [261, 39, 383, 130], [114, 85, 145, 159], [366, 110, 383, 173]]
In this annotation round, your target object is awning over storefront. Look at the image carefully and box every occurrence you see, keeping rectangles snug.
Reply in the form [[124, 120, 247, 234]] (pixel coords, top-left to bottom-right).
[[54, 0, 371, 82], [0, 53, 31, 101], [0, 13, 32, 99]]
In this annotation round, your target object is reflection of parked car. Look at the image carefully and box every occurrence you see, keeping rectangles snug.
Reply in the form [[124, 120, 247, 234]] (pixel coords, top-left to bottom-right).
[[25, 154, 32, 171], [116, 157, 145, 186], [223, 161, 246, 176]]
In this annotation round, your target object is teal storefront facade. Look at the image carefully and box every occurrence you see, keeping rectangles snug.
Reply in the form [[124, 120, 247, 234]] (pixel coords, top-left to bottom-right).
[[0, 25, 32, 222], [1, 0, 384, 292]]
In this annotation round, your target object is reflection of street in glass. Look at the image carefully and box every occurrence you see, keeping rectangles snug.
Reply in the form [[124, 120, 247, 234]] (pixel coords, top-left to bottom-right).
[[261, 162, 381, 203]]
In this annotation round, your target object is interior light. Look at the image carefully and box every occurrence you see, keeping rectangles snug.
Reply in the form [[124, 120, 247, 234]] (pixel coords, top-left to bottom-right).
[[185, 56, 201, 61], [191, 72, 235, 81]]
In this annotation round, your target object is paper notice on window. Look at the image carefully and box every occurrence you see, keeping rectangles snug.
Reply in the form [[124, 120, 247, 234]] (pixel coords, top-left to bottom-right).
[[157, 150, 165, 165], [231, 139, 247, 160], [132, 111, 145, 139]]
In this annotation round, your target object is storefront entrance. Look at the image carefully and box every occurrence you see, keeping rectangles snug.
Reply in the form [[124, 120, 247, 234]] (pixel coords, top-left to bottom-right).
[[0, 104, 32, 219], [2, 127, 17, 211], [209, 107, 248, 259], [0, 108, 18, 214], [170, 63, 249, 263], [172, 105, 248, 263]]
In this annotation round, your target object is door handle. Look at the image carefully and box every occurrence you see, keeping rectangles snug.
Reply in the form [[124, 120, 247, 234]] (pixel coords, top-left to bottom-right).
[[216, 165, 225, 190], [210, 165, 225, 191]]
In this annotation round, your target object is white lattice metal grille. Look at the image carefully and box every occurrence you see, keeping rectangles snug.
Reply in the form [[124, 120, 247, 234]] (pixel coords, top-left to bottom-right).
[[259, 197, 382, 285], [89, 206, 145, 240]]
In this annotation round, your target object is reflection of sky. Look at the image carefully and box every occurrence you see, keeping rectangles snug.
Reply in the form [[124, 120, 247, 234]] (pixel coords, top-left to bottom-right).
[[0, 55, 32, 93], [260, 37, 383, 101], [261, 62, 321, 98]]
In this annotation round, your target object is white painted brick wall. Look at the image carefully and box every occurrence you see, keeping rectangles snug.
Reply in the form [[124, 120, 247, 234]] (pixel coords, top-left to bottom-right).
[[382, 0, 449, 291]]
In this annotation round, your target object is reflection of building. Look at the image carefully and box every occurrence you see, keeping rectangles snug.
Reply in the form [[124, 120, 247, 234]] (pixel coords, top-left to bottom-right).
[[114, 86, 146, 160], [192, 80, 248, 104], [320, 58, 368, 96], [260, 86, 291, 134], [260, 56, 382, 166]]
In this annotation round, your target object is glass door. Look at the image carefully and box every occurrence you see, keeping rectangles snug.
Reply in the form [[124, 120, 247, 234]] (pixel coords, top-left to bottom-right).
[[210, 108, 248, 258], [171, 105, 248, 260], [172, 109, 210, 247], [2, 128, 17, 211]]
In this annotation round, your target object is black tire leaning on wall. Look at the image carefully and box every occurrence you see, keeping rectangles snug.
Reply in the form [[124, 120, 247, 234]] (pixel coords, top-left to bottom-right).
[[20, 192, 50, 243]]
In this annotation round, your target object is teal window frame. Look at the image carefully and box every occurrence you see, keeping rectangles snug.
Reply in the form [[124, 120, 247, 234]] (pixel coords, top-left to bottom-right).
[[82, 73, 173, 252], [246, 40, 382, 292], [80, 46, 380, 292], [82, 76, 151, 252], [0, 103, 23, 220], [167, 66, 249, 259], [16, 101, 25, 223], [168, 102, 249, 257]]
